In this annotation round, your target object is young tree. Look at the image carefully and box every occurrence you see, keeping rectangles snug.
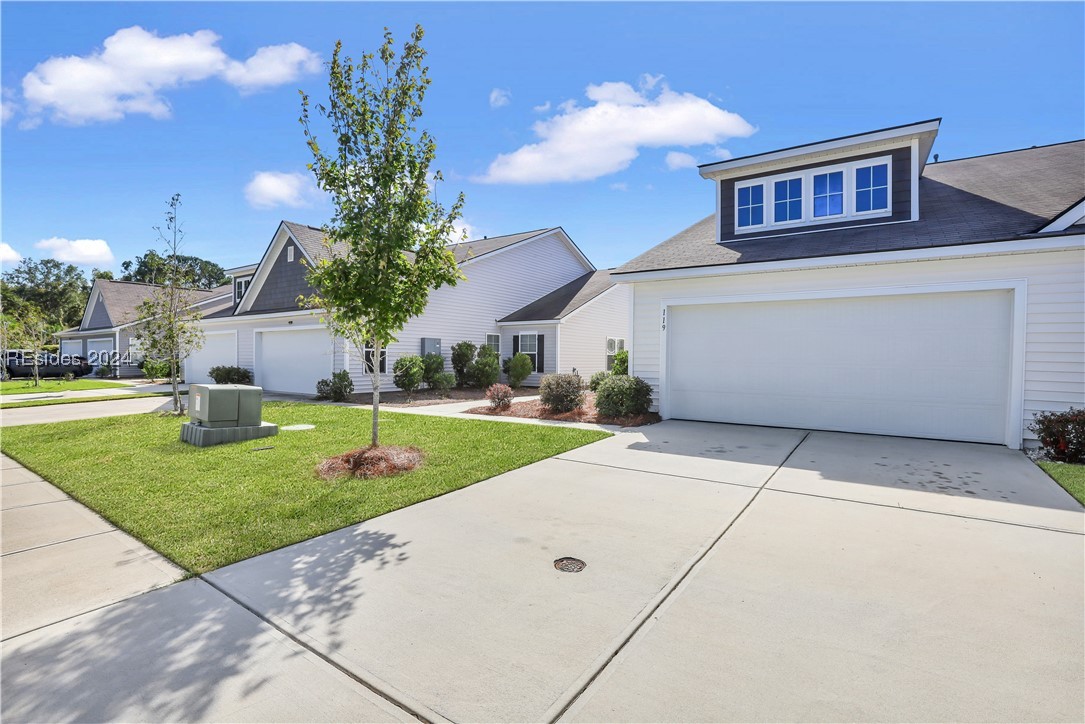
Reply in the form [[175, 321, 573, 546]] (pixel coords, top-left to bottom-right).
[[3, 304, 50, 387], [133, 194, 205, 413], [300, 27, 465, 447]]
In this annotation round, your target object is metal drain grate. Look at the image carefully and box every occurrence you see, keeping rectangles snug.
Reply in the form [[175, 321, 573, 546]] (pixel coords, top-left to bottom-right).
[[554, 557, 586, 573]]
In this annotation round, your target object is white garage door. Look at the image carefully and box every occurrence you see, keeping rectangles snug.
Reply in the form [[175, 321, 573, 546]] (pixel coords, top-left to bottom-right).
[[256, 327, 334, 395], [666, 290, 1013, 444], [60, 339, 82, 359], [184, 332, 237, 384], [86, 338, 114, 370]]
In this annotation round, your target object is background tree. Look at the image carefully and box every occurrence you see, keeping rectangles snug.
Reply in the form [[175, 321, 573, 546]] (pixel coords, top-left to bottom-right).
[[1, 258, 91, 329], [121, 250, 228, 288], [91, 268, 114, 281], [3, 304, 51, 386], [133, 194, 205, 413], [300, 27, 465, 447]]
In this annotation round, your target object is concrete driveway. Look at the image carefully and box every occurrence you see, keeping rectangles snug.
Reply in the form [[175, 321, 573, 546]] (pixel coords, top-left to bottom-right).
[[4, 421, 1083, 722]]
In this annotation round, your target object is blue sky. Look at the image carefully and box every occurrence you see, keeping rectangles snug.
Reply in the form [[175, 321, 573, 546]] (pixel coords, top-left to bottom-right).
[[2, 2, 1082, 274]]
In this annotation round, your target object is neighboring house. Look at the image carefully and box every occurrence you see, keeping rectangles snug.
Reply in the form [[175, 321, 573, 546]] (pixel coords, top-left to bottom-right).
[[613, 119, 1084, 449], [57, 280, 232, 377], [186, 221, 629, 393]]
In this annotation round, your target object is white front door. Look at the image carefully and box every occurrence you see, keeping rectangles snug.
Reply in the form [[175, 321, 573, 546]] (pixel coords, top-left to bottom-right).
[[255, 327, 334, 395], [666, 290, 1013, 444]]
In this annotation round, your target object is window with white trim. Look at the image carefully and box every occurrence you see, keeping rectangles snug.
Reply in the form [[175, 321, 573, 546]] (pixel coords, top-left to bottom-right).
[[519, 333, 538, 372], [733, 155, 893, 234], [287, 245, 295, 263], [605, 337, 625, 371], [362, 342, 387, 374], [234, 277, 251, 302], [485, 334, 500, 355]]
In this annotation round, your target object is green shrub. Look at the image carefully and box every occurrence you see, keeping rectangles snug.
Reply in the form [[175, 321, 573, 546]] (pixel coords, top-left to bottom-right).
[[392, 355, 425, 398], [610, 349, 629, 375], [588, 370, 611, 392], [486, 383, 514, 410], [95, 363, 113, 378], [430, 371, 455, 394], [505, 353, 533, 388], [1029, 407, 1085, 463], [595, 374, 652, 418], [540, 373, 584, 413], [208, 365, 253, 385], [421, 353, 445, 388], [141, 358, 171, 380], [450, 341, 477, 387], [315, 369, 354, 402], [470, 345, 501, 388]]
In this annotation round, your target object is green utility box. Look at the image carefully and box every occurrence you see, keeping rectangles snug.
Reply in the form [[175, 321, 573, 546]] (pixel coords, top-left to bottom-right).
[[189, 384, 263, 428]]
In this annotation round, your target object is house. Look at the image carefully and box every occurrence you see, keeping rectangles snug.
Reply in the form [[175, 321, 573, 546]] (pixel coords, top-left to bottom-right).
[[613, 119, 1084, 449], [186, 222, 629, 393], [57, 279, 232, 377]]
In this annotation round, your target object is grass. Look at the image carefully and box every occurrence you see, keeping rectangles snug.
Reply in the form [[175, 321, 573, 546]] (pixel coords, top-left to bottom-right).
[[0, 402, 610, 573], [0, 392, 180, 410], [0, 378, 128, 395], [1038, 461, 1085, 506]]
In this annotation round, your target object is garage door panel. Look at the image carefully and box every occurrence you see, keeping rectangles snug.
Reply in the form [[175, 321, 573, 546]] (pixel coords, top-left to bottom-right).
[[256, 328, 333, 395], [667, 291, 1012, 444], [185, 333, 237, 385]]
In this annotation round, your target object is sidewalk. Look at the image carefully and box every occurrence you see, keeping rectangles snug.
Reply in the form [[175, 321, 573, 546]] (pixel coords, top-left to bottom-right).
[[1, 380, 186, 403]]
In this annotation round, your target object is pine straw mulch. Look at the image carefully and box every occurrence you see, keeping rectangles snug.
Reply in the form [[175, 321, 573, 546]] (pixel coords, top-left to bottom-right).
[[465, 392, 660, 427], [317, 445, 425, 480], [347, 388, 495, 407]]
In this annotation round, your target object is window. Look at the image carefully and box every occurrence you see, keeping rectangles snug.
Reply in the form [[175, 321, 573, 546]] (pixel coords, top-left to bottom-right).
[[362, 343, 387, 374], [855, 163, 889, 213], [813, 171, 844, 218], [606, 337, 625, 371], [485, 334, 500, 355], [774, 178, 803, 223], [736, 184, 764, 228], [287, 245, 295, 263], [519, 333, 538, 372], [234, 277, 250, 302]]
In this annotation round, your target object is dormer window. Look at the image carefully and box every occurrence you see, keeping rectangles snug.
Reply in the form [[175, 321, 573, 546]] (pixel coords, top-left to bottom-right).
[[813, 171, 844, 218], [736, 184, 764, 228], [773, 178, 803, 223], [235, 277, 251, 302], [855, 163, 889, 213]]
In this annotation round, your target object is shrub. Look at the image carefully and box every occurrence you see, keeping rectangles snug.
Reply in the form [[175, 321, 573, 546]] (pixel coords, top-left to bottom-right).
[[208, 365, 253, 385], [450, 341, 477, 387], [63, 372, 75, 382], [1029, 407, 1085, 463], [421, 353, 445, 388], [315, 369, 354, 402], [506, 353, 533, 388], [595, 375, 653, 418], [588, 370, 611, 392], [470, 346, 501, 388], [430, 371, 455, 394], [95, 363, 113, 378], [539, 373, 584, 413], [141, 358, 171, 380], [610, 349, 629, 375], [392, 355, 425, 398], [486, 383, 514, 410]]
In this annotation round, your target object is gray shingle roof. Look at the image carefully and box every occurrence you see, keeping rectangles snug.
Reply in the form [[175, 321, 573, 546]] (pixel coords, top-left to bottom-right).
[[85, 281, 229, 330], [499, 270, 617, 323], [616, 140, 1085, 275]]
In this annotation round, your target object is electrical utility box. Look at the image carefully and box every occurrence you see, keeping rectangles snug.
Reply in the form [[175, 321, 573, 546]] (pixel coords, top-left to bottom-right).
[[189, 384, 263, 428], [420, 338, 442, 357]]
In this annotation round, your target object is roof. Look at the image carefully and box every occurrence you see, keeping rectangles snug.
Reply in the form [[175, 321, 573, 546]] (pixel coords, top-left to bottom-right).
[[617, 140, 1085, 275], [499, 270, 617, 323], [84, 280, 230, 330]]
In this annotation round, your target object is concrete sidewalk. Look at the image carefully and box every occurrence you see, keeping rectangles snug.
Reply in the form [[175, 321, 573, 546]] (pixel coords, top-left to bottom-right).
[[0, 395, 178, 427], [0, 380, 185, 403]]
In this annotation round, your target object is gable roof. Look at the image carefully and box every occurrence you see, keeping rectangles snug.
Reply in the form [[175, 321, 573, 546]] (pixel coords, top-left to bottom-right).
[[499, 270, 617, 323], [82, 280, 230, 330], [616, 140, 1085, 275]]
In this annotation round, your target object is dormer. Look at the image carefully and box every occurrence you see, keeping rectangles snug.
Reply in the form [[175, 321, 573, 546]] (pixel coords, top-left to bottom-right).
[[225, 263, 258, 304], [699, 119, 940, 243]]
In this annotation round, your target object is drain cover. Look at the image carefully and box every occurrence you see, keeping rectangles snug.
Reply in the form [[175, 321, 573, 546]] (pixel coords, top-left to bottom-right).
[[281, 424, 315, 431], [554, 557, 586, 573]]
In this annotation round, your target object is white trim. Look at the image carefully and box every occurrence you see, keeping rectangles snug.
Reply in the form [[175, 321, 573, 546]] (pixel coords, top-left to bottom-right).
[[555, 325, 561, 374], [627, 281, 635, 378], [79, 279, 103, 330], [496, 319, 560, 327], [183, 329, 238, 382], [614, 234, 1085, 283], [199, 308, 320, 326], [910, 137, 920, 221], [657, 279, 1028, 449], [1041, 199, 1085, 232], [699, 119, 940, 178]]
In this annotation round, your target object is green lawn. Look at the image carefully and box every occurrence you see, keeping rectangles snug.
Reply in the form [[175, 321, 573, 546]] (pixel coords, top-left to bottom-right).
[[0, 378, 128, 395], [0, 392, 179, 410], [1, 402, 609, 573], [1038, 461, 1085, 506]]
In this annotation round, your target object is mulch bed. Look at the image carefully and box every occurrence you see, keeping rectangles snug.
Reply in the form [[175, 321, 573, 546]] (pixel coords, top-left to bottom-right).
[[466, 392, 660, 427], [348, 388, 499, 407], [317, 445, 425, 479]]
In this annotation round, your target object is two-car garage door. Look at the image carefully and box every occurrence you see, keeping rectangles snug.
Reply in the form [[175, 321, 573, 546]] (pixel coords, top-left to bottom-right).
[[666, 290, 1013, 444]]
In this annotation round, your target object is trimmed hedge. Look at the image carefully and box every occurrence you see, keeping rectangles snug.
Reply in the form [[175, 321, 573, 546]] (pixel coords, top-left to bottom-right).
[[208, 365, 253, 385], [540, 373, 584, 413], [595, 375, 652, 418]]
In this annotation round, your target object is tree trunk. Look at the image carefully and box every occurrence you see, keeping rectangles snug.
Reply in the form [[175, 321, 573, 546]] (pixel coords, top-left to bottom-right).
[[370, 338, 381, 447], [171, 355, 181, 414]]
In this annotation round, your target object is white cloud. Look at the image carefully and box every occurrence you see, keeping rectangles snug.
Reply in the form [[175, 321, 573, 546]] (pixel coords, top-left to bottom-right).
[[609, 182, 628, 192], [34, 237, 114, 266], [449, 218, 475, 242], [665, 151, 698, 170], [532, 101, 551, 113], [20, 26, 320, 126], [1, 88, 17, 124], [244, 171, 321, 209], [711, 147, 733, 160], [0, 242, 23, 265], [489, 88, 511, 109], [639, 73, 665, 91], [475, 78, 755, 184]]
